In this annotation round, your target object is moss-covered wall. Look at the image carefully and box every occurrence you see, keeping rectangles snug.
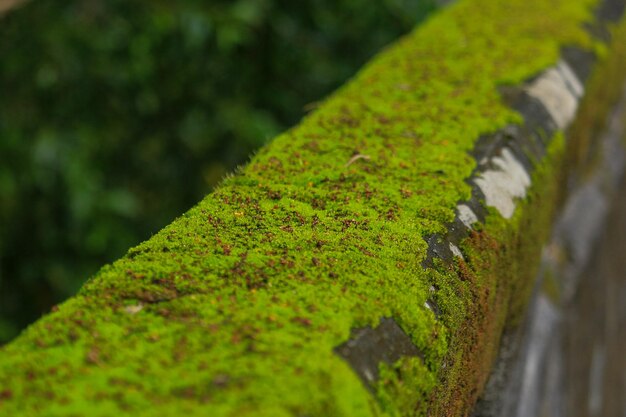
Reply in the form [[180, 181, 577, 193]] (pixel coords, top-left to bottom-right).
[[0, 0, 624, 416]]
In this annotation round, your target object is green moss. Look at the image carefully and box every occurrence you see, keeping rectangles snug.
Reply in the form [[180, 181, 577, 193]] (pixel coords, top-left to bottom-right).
[[0, 0, 617, 416], [377, 357, 437, 417]]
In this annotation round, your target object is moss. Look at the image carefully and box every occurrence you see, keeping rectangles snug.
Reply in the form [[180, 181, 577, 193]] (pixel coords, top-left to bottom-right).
[[429, 133, 568, 415], [376, 357, 437, 417], [0, 0, 620, 416]]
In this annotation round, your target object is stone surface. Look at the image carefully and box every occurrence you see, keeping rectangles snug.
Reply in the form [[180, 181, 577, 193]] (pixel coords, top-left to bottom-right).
[[563, 175, 626, 417], [562, 46, 597, 83], [457, 204, 479, 229], [525, 63, 581, 130], [474, 148, 531, 219], [335, 318, 424, 390], [473, 81, 626, 417]]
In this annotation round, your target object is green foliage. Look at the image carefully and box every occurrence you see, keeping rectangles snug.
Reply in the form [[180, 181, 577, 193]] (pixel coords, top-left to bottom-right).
[[0, 0, 437, 342]]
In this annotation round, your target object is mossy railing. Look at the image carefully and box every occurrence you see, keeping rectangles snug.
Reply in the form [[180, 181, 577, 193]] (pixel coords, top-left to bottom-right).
[[1, 0, 625, 416]]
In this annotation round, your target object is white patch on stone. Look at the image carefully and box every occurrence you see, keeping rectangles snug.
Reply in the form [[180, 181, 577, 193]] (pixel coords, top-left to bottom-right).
[[556, 60, 584, 98], [449, 242, 464, 259], [424, 301, 432, 311], [474, 148, 531, 219], [457, 204, 478, 228], [525, 65, 579, 129]]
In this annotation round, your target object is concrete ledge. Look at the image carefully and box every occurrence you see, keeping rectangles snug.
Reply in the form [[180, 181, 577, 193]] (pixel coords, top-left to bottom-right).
[[0, 0, 624, 416]]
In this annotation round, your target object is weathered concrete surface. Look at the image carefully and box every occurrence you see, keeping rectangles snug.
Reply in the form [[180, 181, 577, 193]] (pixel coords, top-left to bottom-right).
[[335, 318, 423, 391], [472, 82, 626, 417], [564, 162, 626, 417]]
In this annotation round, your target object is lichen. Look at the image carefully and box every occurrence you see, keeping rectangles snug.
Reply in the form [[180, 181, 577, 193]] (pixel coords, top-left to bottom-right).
[[0, 0, 619, 416]]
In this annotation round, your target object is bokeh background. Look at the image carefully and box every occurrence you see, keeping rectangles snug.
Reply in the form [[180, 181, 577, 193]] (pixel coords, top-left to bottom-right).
[[0, 0, 437, 343]]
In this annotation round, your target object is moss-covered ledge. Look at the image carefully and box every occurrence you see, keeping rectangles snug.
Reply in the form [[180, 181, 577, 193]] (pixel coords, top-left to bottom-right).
[[1, 0, 624, 416]]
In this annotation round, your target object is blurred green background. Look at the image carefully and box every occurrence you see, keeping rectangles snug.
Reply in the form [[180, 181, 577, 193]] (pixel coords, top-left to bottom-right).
[[0, 0, 437, 343]]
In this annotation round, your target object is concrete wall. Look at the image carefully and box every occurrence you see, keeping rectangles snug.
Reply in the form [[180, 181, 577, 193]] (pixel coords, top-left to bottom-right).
[[474, 82, 626, 417]]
